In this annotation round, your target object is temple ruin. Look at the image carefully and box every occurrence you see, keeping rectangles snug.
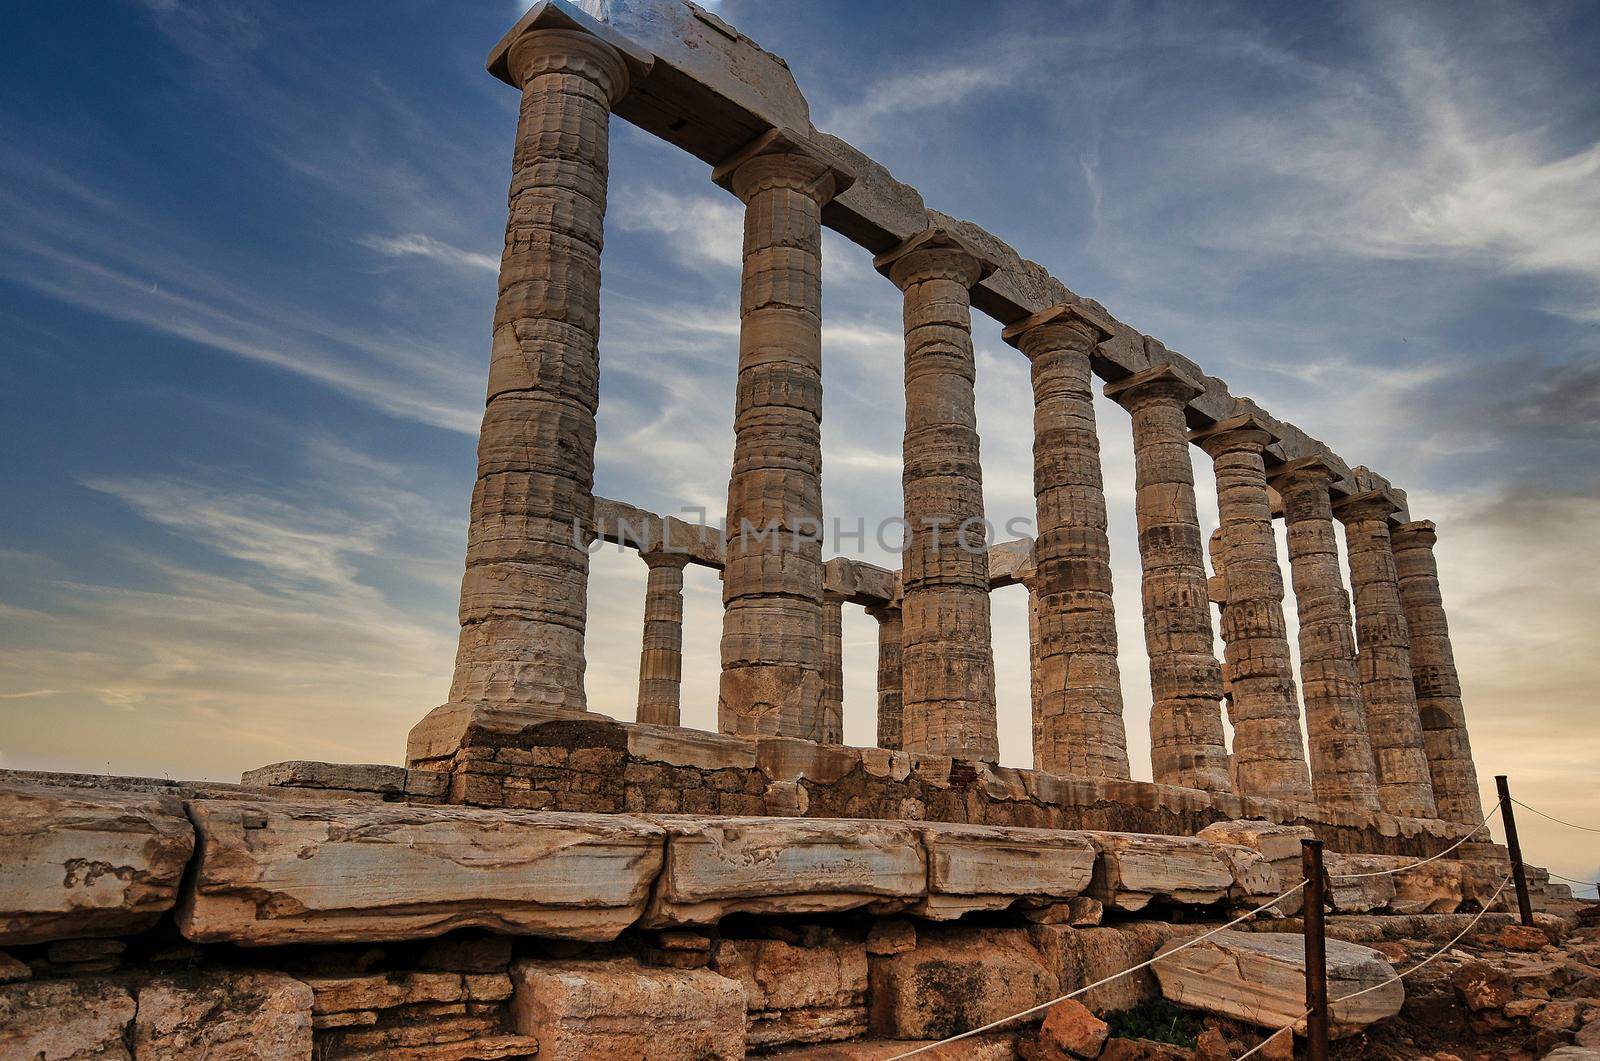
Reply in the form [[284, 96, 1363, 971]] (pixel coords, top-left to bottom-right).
[[2, 3, 1591, 1059]]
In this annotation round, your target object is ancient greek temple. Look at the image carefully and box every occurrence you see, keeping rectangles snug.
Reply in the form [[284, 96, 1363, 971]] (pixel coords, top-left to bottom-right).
[[404, 0, 1482, 830]]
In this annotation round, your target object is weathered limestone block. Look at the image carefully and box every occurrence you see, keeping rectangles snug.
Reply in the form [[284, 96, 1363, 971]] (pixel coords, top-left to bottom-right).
[[134, 972, 313, 1060], [715, 129, 851, 744], [644, 817, 925, 927], [0, 783, 194, 946], [1197, 820, 1312, 915], [178, 801, 664, 945], [1104, 365, 1231, 794], [0, 978, 136, 1060], [1336, 489, 1437, 818], [1004, 305, 1129, 780], [510, 958, 745, 1060], [1031, 922, 1196, 1014], [1192, 414, 1314, 802], [876, 227, 1000, 763], [1323, 855, 1401, 913], [711, 936, 868, 1048], [914, 823, 1095, 919], [869, 926, 1057, 1040], [1087, 833, 1234, 911], [241, 760, 450, 801], [1153, 929, 1402, 1036]]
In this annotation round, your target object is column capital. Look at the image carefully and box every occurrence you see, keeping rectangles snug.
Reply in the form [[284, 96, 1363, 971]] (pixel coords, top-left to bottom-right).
[[1189, 411, 1280, 457], [873, 226, 996, 291], [1391, 519, 1439, 547], [1266, 454, 1341, 494], [1103, 362, 1205, 410], [1000, 302, 1116, 355], [639, 548, 693, 570], [712, 127, 856, 206], [1333, 488, 1405, 523], [491, 9, 649, 102]]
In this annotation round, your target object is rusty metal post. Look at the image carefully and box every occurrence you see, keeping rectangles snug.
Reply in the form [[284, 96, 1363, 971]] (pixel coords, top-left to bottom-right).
[[1496, 775, 1535, 927], [1302, 837, 1329, 1061]]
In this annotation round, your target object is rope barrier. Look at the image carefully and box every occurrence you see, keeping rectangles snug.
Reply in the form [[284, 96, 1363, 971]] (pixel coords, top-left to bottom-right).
[[1233, 1016, 1308, 1060], [1511, 797, 1600, 834], [881, 881, 1309, 1060], [1547, 869, 1600, 892], [1327, 800, 1500, 880]]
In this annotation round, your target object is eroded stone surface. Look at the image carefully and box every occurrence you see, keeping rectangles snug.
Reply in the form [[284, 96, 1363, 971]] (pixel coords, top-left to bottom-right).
[[134, 972, 313, 1060], [1088, 832, 1234, 911], [711, 936, 868, 1048], [1154, 929, 1402, 1036], [0, 783, 193, 946], [510, 958, 745, 1060], [914, 822, 1095, 919], [178, 801, 664, 945], [869, 926, 1056, 1040], [0, 978, 135, 1060]]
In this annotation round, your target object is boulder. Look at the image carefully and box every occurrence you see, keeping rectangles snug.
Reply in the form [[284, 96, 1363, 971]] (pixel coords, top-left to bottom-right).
[[0, 978, 136, 1060], [1031, 922, 1194, 1014], [1087, 833, 1234, 912], [509, 958, 745, 1060], [915, 823, 1095, 920], [133, 972, 313, 1059], [1323, 855, 1401, 913], [1390, 862, 1465, 914], [1497, 924, 1549, 952], [0, 783, 194, 946], [177, 800, 664, 945], [1153, 929, 1401, 1036], [869, 926, 1057, 1040], [1197, 820, 1312, 915], [643, 817, 925, 927], [1036, 999, 1109, 1058], [711, 936, 868, 1048]]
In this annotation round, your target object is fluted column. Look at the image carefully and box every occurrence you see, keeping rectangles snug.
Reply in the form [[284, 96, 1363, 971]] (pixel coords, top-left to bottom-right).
[[1191, 414, 1313, 801], [1391, 520, 1481, 824], [1104, 365, 1231, 793], [1270, 459, 1381, 811], [820, 592, 846, 744], [711, 129, 852, 741], [1002, 306, 1128, 779], [409, 27, 633, 763], [636, 550, 690, 726], [874, 228, 998, 762], [867, 604, 904, 750], [1335, 491, 1437, 818]]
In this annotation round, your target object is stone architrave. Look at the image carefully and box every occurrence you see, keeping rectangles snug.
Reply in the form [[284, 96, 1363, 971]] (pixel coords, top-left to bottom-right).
[[874, 228, 999, 762], [712, 128, 853, 742], [1336, 491, 1438, 818], [409, 25, 639, 762], [1391, 520, 1483, 824], [1191, 413, 1313, 802], [636, 550, 691, 727], [1002, 304, 1128, 780], [820, 592, 846, 744], [1105, 364, 1232, 793], [866, 604, 904, 750], [1270, 458, 1382, 812]]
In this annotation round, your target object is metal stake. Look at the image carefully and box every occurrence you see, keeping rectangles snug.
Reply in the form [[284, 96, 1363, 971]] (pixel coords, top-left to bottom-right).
[[1495, 775, 1535, 928], [1302, 838, 1329, 1061]]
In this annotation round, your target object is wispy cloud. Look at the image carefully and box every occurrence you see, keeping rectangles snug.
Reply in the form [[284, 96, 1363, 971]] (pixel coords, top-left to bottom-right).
[[362, 233, 500, 273]]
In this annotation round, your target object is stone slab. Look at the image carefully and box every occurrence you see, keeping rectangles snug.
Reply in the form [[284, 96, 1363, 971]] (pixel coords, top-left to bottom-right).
[[0, 783, 194, 946], [133, 972, 313, 1059], [1087, 832, 1235, 912], [914, 823, 1095, 920], [177, 800, 664, 945], [0, 978, 136, 1060], [644, 817, 926, 927], [1153, 929, 1402, 1036]]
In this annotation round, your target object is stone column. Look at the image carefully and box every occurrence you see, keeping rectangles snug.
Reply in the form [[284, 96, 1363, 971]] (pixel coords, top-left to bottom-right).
[[636, 551, 690, 727], [867, 604, 904, 750], [1104, 365, 1232, 793], [874, 228, 998, 762], [820, 592, 846, 745], [1191, 413, 1313, 801], [1002, 306, 1128, 779], [711, 130, 852, 741], [1335, 492, 1438, 818], [1270, 459, 1381, 811], [1391, 521, 1481, 824], [408, 27, 634, 764]]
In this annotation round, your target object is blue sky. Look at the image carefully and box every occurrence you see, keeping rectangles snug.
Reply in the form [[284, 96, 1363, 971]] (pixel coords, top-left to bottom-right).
[[2, 0, 1597, 888]]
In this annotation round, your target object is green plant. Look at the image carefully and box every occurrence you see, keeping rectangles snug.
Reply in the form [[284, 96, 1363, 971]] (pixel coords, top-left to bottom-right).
[[1104, 997, 1202, 1047]]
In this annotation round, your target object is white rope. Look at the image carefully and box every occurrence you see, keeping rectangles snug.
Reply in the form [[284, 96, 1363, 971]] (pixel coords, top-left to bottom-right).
[[1233, 1016, 1306, 1060], [1512, 797, 1600, 834], [882, 881, 1308, 1060], [1548, 870, 1600, 892], [1329, 872, 1513, 1006], [1328, 800, 1500, 880]]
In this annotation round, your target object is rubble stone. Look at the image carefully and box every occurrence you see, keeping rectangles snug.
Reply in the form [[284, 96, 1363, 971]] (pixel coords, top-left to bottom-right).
[[869, 926, 1056, 1039], [133, 972, 313, 1060], [711, 936, 868, 1048], [0, 978, 135, 1060]]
